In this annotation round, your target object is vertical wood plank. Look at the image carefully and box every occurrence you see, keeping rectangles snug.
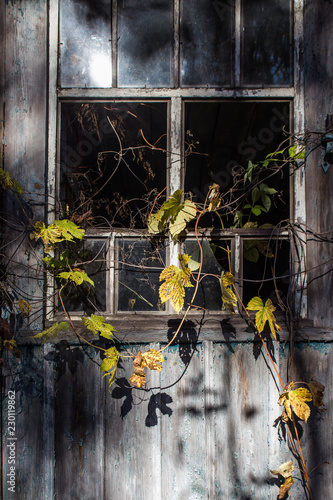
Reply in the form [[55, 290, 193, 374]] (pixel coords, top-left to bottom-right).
[[104, 343, 162, 500], [2, 347, 45, 499], [43, 344, 55, 500], [54, 345, 105, 500]]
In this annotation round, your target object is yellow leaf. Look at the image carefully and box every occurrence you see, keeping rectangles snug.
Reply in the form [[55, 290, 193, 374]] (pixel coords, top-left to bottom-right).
[[270, 460, 294, 479], [220, 271, 237, 314], [247, 296, 281, 340], [278, 386, 312, 422], [207, 183, 222, 212], [142, 349, 164, 372], [18, 299, 32, 318], [159, 254, 193, 313]]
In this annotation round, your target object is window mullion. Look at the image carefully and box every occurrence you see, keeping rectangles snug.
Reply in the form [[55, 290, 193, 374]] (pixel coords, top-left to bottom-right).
[[173, 0, 180, 88]]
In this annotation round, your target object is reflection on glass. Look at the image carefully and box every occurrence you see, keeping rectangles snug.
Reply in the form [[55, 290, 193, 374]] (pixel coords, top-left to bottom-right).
[[242, 239, 290, 306], [184, 101, 290, 226], [60, 0, 112, 88], [242, 0, 291, 86], [118, 0, 173, 88], [60, 101, 167, 228], [61, 239, 107, 313], [184, 239, 231, 311], [181, 0, 233, 87], [117, 239, 166, 312]]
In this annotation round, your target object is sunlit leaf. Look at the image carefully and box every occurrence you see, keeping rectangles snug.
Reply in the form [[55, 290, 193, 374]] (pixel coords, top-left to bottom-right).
[[18, 299, 32, 318], [159, 254, 193, 313], [142, 349, 164, 372], [271, 460, 294, 499], [130, 351, 146, 388], [82, 315, 116, 340], [59, 269, 94, 287], [220, 271, 237, 314], [100, 346, 119, 389], [278, 386, 312, 422], [207, 183, 221, 212], [308, 377, 326, 411], [246, 297, 281, 340], [31, 321, 70, 346], [289, 145, 305, 159], [148, 190, 197, 240], [279, 476, 294, 499], [32, 219, 85, 253]]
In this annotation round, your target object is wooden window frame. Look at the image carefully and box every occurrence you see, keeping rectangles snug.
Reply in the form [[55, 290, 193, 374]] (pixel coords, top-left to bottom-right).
[[47, 0, 306, 322]]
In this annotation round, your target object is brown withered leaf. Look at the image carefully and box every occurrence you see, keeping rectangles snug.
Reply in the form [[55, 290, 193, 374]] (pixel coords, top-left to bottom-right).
[[130, 351, 146, 388], [142, 349, 164, 372], [279, 476, 294, 499], [308, 377, 326, 411]]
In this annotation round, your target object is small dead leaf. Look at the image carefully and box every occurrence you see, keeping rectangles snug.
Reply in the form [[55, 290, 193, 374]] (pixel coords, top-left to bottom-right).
[[130, 351, 146, 388], [18, 299, 32, 319], [279, 386, 312, 422], [279, 476, 294, 499], [308, 377, 325, 411]]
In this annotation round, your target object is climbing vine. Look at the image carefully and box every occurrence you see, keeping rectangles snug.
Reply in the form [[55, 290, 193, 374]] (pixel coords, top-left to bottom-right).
[[0, 123, 330, 499]]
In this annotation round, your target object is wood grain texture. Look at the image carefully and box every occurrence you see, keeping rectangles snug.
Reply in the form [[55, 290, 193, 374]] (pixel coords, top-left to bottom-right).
[[304, 0, 333, 327]]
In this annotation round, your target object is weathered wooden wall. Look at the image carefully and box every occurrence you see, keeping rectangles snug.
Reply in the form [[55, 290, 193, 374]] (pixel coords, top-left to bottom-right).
[[1, 337, 333, 499], [304, 0, 333, 327], [1, 1, 332, 499]]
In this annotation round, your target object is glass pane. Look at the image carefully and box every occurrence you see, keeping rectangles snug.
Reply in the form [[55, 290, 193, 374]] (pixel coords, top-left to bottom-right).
[[184, 101, 290, 227], [242, 239, 290, 307], [181, 0, 233, 86], [117, 239, 166, 312], [184, 239, 231, 311], [60, 101, 167, 228], [60, 239, 107, 313], [118, 0, 173, 87], [242, 0, 291, 86], [60, 0, 112, 88]]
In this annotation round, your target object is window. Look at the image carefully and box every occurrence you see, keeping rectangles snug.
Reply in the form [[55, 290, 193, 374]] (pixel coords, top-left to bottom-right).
[[48, 1, 304, 319]]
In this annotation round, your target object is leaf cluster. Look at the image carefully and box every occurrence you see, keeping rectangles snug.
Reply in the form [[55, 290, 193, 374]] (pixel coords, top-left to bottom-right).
[[130, 349, 165, 388], [0, 168, 23, 194], [32, 219, 85, 253]]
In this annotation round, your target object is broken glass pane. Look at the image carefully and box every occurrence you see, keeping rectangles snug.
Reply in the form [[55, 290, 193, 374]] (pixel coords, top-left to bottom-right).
[[60, 238, 107, 313], [60, 101, 167, 228], [184, 101, 290, 227], [60, 0, 112, 88], [118, 0, 173, 87], [181, 0, 234, 86], [184, 239, 231, 311], [241, 0, 292, 86], [117, 239, 166, 312]]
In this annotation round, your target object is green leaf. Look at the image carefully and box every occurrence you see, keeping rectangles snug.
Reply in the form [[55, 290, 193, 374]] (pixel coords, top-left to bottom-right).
[[246, 297, 281, 340], [251, 187, 260, 204], [259, 183, 278, 195], [0, 168, 23, 194], [148, 190, 197, 239], [260, 193, 271, 212], [289, 145, 305, 159], [33, 219, 85, 253], [243, 221, 258, 229], [220, 271, 237, 314], [82, 315, 116, 340], [100, 347, 119, 389], [159, 254, 193, 313], [31, 321, 70, 346], [243, 241, 260, 263], [251, 206, 264, 216], [233, 211, 243, 227], [59, 269, 94, 287]]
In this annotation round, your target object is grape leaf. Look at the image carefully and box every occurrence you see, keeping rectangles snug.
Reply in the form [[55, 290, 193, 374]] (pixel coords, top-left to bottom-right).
[[308, 377, 326, 411], [148, 190, 197, 240], [220, 271, 237, 314], [59, 269, 94, 287], [159, 254, 193, 313], [0, 168, 23, 194], [278, 386, 312, 422], [246, 297, 281, 340], [82, 315, 116, 340], [31, 321, 70, 346], [271, 460, 294, 499], [100, 346, 119, 389], [18, 299, 32, 318], [32, 219, 84, 253], [142, 349, 164, 372], [130, 349, 165, 388]]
